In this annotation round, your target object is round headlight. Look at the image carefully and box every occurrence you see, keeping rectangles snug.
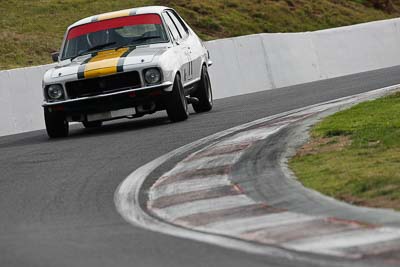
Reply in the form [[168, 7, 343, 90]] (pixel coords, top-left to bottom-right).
[[144, 68, 161, 85], [47, 84, 63, 100]]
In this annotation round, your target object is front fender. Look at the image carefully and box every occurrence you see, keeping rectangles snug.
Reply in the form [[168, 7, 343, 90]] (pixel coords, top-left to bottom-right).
[[158, 48, 183, 92]]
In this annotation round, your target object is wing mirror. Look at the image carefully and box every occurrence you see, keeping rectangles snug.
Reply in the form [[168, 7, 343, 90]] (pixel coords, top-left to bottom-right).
[[51, 52, 60, 62]]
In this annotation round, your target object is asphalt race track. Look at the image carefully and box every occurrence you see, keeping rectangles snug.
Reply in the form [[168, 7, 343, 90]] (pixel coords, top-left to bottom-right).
[[1, 65, 400, 267]]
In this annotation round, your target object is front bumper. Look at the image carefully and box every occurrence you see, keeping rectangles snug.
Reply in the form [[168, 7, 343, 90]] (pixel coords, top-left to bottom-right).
[[42, 81, 173, 121], [42, 81, 173, 107]]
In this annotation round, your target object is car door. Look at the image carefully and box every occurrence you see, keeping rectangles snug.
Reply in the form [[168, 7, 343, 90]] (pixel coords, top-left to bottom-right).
[[167, 10, 203, 83], [166, 10, 196, 85], [161, 12, 191, 85]]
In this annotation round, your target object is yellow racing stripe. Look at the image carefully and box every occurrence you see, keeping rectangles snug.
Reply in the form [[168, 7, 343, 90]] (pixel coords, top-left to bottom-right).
[[83, 48, 129, 79], [97, 9, 131, 21]]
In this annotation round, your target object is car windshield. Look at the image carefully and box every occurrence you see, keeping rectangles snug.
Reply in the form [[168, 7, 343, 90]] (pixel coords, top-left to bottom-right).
[[61, 14, 168, 60]]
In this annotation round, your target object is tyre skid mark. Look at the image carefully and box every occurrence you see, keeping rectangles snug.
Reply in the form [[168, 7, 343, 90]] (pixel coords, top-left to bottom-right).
[[199, 212, 319, 235], [152, 195, 257, 221], [173, 204, 280, 227], [340, 239, 400, 258], [183, 143, 252, 161], [151, 175, 231, 199], [152, 165, 232, 187], [164, 153, 242, 175], [284, 228, 400, 257], [241, 218, 361, 244], [149, 185, 241, 209]]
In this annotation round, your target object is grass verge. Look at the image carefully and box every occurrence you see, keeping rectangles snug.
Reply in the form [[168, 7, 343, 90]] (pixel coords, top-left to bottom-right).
[[290, 92, 400, 211]]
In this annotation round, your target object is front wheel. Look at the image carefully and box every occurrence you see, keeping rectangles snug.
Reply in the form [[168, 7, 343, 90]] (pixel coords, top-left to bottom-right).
[[44, 109, 69, 138], [166, 74, 189, 122], [192, 65, 213, 113]]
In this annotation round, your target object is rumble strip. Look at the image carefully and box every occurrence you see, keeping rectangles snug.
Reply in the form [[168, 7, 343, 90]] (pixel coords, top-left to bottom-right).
[[115, 85, 400, 266]]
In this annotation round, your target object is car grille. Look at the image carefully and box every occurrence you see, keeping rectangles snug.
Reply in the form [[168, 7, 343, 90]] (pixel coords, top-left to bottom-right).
[[65, 71, 141, 99]]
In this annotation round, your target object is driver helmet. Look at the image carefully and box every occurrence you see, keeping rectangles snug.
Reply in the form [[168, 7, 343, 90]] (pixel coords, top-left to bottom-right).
[[86, 30, 109, 47]]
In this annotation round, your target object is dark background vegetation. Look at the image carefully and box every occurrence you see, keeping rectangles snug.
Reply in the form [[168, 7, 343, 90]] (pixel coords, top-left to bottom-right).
[[1, 0, 400, 69]]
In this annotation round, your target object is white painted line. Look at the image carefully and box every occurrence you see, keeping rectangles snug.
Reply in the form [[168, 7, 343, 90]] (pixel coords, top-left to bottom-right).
[[150, 175, 231, 200], [184, 143, 251, 161], [284, 227, 400, 254], [201, 212, 317, 235], [217, 125, 284, 146], [164, 153, 242, 177], [152, 195, 257, 221]]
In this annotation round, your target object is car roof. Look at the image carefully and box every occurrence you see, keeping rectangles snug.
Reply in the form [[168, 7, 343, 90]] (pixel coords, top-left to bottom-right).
[[68, 6, 169, 30]]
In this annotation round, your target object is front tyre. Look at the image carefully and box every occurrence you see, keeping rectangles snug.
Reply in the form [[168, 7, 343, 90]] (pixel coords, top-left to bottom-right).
[[192, 65, 213, 113], [44, 109, 69, 138], [166, 74, 189, 122]]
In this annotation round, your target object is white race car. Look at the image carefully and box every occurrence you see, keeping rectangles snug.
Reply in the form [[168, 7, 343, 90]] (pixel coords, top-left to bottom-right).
[[42, 6, 213, 138]]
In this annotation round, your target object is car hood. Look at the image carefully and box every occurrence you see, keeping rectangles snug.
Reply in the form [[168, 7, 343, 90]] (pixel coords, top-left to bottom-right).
[[51, 46, 167, 79]]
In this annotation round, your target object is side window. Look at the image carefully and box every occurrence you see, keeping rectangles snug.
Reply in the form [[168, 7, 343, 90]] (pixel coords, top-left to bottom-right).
[[162, 13, 180, 41], [167, 11, 188, 39]]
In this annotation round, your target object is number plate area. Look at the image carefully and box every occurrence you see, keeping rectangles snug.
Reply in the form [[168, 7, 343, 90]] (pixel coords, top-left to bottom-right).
[[87, 107, 136, 122]]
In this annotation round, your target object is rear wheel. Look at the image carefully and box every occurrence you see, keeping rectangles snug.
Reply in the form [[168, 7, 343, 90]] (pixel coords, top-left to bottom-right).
[[44, 109, 69, 138], [192, 65, 213, 113], [83, 121, 103, 128], [166, 74, 189, 122]]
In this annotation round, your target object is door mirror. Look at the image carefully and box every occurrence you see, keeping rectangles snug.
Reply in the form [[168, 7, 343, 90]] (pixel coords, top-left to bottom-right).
[[51, 52, 60, 62]]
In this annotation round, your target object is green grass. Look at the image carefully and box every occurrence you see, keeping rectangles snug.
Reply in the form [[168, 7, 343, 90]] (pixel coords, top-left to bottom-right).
[[1, 0, 400, 70], [290, 92, 400, 210]]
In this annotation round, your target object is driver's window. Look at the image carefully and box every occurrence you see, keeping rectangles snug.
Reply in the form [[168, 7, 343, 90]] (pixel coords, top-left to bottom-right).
[[162, 12, 180, 41], [167, 11, 188, 39]]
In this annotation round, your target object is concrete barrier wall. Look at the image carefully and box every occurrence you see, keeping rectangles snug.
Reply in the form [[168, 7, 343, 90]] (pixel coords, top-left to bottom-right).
[[313, 19, 400, 79], [0, 65, 55, 136], [1, 18, 400, 136], [206, 35, 275, 99], [261, 33, 322, 88]]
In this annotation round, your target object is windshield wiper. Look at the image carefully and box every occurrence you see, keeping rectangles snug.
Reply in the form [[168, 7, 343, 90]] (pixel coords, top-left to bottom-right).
[[85, 41, 117, 53], [71, 41, 117, 61], [115, 36, 161, 50]]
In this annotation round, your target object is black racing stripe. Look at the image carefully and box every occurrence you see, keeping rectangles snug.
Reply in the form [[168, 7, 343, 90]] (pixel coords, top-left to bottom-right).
[[116, 48, 135, 73], [77, 55, 95, 79]]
